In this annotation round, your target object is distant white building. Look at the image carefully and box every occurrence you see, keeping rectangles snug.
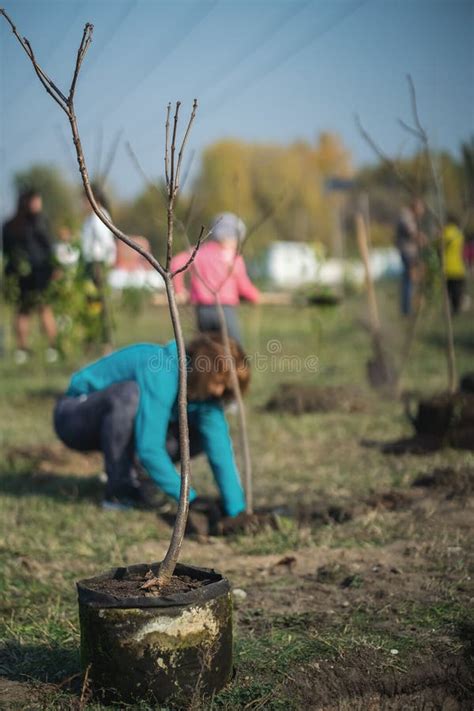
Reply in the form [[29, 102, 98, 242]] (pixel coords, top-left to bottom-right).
[[108, 236, 165, 290], [263, 241, 401, 289], [264, 242, 318, 288]]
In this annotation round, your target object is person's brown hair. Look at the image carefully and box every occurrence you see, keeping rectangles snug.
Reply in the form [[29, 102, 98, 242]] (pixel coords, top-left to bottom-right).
[[186, 333, 250, 401]]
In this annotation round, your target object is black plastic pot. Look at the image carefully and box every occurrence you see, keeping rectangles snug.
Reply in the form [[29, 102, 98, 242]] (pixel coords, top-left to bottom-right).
[[406, 395, 454, 439], [77, 562, 233, 705], [405, 392, 474, 450]]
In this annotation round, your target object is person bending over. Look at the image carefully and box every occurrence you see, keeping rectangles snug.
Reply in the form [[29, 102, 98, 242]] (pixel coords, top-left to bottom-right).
[[53, 334, 248, 518]]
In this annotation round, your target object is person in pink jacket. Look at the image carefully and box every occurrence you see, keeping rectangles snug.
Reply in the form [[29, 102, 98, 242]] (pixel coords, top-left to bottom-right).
[[171, 212, 260, 343]]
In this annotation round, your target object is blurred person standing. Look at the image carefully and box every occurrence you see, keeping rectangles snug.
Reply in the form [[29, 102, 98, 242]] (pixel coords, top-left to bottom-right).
[[395, 197, 427, 316], [2, 189, 58, 363], [442, 214, 466, 315], [171, 212, 260, 344], [80, 184, 116, 349]]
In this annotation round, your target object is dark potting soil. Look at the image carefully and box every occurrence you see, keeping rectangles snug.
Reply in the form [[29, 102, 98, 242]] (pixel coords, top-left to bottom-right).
[[85, 571, 213, 599]]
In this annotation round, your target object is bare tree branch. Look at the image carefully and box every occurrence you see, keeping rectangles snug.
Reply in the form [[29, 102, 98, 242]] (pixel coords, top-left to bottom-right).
[[126, 140, 167, 200], [406, 73, 426, 139], [397, 119, 423, 141], [69, 22, 94, 99], [355, 112, 440, 227], [175, 99, 198, 192], [169, 101, 181, 196], [171, 224, 206, 277], [179, 148, 196, 193], [164, 102, 171, 188], [355, 113, 418, 198], [20, 41, 69, 111], [99, 128, 123, 186]]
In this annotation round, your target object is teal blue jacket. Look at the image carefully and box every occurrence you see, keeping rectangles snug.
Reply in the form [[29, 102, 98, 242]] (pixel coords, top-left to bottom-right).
[[66, 341, 245, 516]]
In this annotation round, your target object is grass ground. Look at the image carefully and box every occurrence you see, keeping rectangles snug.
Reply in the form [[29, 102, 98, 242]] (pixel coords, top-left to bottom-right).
[[0, 281, 473, 710]]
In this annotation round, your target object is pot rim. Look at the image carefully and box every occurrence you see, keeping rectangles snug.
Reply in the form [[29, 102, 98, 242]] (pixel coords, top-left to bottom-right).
[[77, 562, 230, 609]]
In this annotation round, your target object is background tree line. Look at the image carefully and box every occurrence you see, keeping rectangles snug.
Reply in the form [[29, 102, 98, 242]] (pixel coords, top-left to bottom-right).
[[8, 132, 474, 261]]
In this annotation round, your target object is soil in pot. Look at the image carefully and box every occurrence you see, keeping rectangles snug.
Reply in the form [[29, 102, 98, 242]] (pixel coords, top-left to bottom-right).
[[84, 569, 212, 599], [77, 562, 233, 705]]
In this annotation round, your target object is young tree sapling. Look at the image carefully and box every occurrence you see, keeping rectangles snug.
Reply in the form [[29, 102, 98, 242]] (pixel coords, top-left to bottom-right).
[[356, 75, 457, 394], [0, 9, 204, 588]]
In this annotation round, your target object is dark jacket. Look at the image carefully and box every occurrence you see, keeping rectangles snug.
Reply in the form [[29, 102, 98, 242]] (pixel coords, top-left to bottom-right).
[[3, 214, 54, 285]]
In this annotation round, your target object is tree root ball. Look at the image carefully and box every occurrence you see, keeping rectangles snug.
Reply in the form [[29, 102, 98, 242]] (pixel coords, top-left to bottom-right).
[[77, 562, 233, 705]]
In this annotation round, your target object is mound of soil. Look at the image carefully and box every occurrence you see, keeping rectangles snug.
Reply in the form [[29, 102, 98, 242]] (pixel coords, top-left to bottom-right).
[[365, 490, 413, 511], [218, 511, 280, 537], [295, 501, 355, 526], [413, 466, 474, 499], [161, 503, 281, 538], [265, 383, 368, 415], [294, 489, 413, 528]]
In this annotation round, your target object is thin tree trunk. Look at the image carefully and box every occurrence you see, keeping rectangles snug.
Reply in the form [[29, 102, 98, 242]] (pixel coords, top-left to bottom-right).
[[154, 274, 192, 584], [355, 212, 381, 333], [215, 296, 253, 514]]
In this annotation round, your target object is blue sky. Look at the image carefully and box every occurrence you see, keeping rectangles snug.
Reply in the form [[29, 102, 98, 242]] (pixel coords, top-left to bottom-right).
[[1, 0, 473, 216]]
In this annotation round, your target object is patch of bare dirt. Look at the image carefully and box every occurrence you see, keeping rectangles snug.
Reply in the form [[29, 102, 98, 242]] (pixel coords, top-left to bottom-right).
[[282, 649, 473, 711], [413, 466, 474, 499], [293, 488, 416, 527], [0, 678, 35, 710], [5, 443, 101, 477], [0, 678, 63, 711], [265, 383, 369, 415], [361, 435, 442, 455]]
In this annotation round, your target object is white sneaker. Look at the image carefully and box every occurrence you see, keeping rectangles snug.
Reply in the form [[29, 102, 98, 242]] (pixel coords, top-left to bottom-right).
[[45, 347, 59, 363], [14, 349, 29, 365]]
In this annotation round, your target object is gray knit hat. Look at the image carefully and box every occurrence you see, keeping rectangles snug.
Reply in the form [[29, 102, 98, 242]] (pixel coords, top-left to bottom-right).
[[210, 212, 246, 243]]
